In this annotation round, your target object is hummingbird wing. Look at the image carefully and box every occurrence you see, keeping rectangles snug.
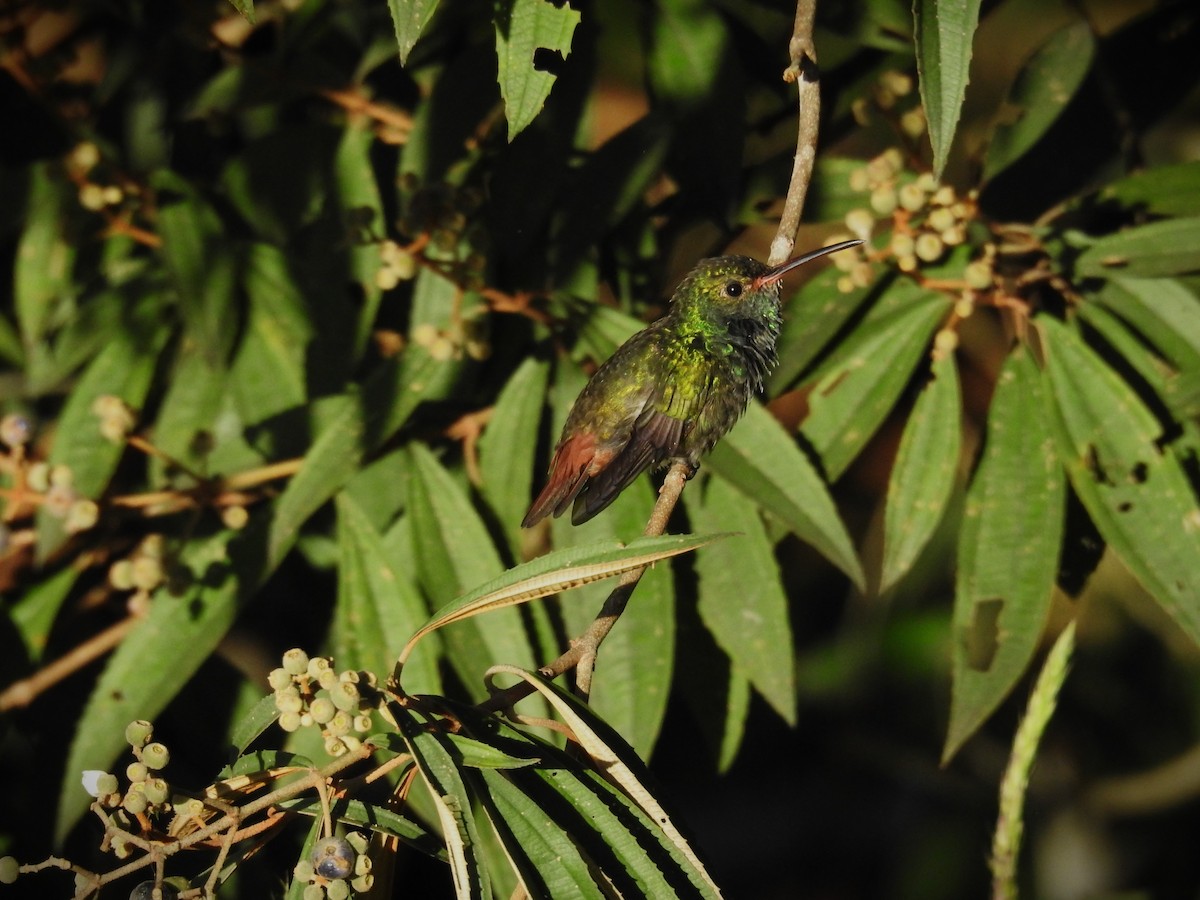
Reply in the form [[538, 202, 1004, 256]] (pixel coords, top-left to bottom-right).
[[568, 407, 685, 525]]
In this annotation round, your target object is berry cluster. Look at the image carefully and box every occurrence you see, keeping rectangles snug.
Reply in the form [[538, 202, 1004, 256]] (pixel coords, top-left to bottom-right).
[[108, 534, 168, 597], [293, 832, 373, 898], [82, 721, 173, 840], [269, 650, 382, 757], [67, 142, 134, 214], [827, 148, 993, 297], [1, 412, 100, 535]]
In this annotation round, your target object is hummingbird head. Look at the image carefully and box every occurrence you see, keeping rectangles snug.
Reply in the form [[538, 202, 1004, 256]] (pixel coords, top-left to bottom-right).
[[671, 239, 864, 324]]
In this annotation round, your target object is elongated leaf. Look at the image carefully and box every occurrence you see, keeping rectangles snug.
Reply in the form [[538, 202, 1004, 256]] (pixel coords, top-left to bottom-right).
[[476, 768, 607, 899], [395, 705, 492, 899], [1040, 317, 1200, 644], [1075, 217, 1200, 278], [688, 477, 796, 724], [389, 0, 441, 63], [478, 357, 550, 555], [279, 795, 442, 857], [706, 402, 864, 589], [550, 481, 677, 757], [487, 666, 722, 898], [801, 292, 949, 479], [336, 494, 442, 695], [407, 444, 540, 698], [39, 326, 168, 558], [225, 694, 280, 759], [9, 563, 78, 663], [334, 126, 387, 362], [57, 526, 254, 840], [944, 347, 1063, 762], [155, 172, 239, 364], [881, 353, 962, 592], [494, 0, 581, 140], [14, 164, 75, 351], [267, 348, 441, 569], [984, 21, 1095, 180], [1091, 278, 1200, 373], [914, 0, 982, 178], [399, 532, 720, 666], [1095, 160, 1200, 217]]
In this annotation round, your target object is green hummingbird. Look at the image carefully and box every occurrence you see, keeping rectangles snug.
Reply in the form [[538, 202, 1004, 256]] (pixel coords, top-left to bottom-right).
[[522, 239, 863, 527]]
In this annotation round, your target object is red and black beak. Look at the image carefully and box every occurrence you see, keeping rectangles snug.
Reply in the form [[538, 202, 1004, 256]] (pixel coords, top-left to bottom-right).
[[750, 239, 864, 291]]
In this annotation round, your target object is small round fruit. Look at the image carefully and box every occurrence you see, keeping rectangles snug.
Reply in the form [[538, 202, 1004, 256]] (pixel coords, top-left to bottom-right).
[[311, 837, 356, 880], [128, 881, 179, 900], [144, 777, 170, 806], [283, 648, 310, 677], [0, 414, 32, 448], [268, 667, 292, 691], [310, 697, 336, 725], [141, 742, 170, 771], [126, 761, 149, 783], [0, 855, 20, 884], [914, 233, 945, 262]]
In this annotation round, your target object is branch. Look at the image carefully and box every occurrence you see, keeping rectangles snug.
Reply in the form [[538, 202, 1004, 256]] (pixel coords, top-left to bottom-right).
[[769, 0, 822, 267]]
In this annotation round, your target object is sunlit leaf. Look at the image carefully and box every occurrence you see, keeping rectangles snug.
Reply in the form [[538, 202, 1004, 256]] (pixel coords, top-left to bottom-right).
[[335, 494, 442, 695], [550, 481, 678, 758], [984, 20, 1095, 180], [389, 0, 441, 64], [1040, 317, 1200, 645], [944, 347, 1062, 762], [57, 526, 255, 840], [394, 705, 492, 899], [1075, 217, 1200, 278], [1095, 160, 1200, 217], [707, 402, 864, 589], [914, 0, 982, 178], [494, 0, 581, 141], [14, 164, 75, 352], [800, 291, 949, 479], [478, 357, 550, 555], [881, 353, 962, 592], [1090, 277, 1200, 374], [689, 477, 796, 724]]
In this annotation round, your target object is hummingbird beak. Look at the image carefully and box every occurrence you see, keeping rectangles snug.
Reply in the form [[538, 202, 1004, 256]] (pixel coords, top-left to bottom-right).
[[750, 239, 864, 291]]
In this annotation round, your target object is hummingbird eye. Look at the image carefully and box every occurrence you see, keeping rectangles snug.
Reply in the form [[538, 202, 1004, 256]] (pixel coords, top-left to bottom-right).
[[723, 280, 743, 298]]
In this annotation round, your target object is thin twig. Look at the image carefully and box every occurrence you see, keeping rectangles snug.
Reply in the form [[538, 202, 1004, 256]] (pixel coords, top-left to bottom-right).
[[0, 614, 140, 711], [770, 0, 822, 267]]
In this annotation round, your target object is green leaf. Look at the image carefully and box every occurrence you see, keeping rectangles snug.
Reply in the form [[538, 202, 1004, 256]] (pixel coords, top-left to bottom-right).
[[1095, 160, 1200, 217], [800, 291, 949, 479], [689, 477, 796, 724], [224, 694, 280, 760], [9, 563, 79, 664], [267, 345, 442, 569], [335, 494, 442, 695], [154, 172, 240, 364], [277, 795, 443, 856], [494, 0, 581, 141], [984, 20, 1095, 180], [943, 347, 1063, 762], [39, 325, 168, 558], [394, 705, 493, 899], [389, 0, 441, 64], [488, 668, 722, 898], [476, 768, 607, 899], [1075, 217, 1200, 278], [406, 444, 540, 699], [224, 0, 254, 23], [333, 125, 387, 362], [57, 527, 252, 840], [881, 353, 962, 592], [1091, 278, 1200, 374], [706, 402, 864, 589], [478, 357, 550, 555], [1040, 317, 1200, 645], [550, 481, 677, 757], [914, 0, 982, 178], [14, 164, 76, 352]]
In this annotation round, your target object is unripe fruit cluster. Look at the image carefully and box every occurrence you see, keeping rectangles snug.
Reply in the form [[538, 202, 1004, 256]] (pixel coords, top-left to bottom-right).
[[852, 70, 927, 140], [67, 142, 134, 214], [270, 650, 382, 756], [411, 314, 491, 363], [110, 534, 168, 595], [833, 148, 993, 296], [295, 832, 373, 897], [92, 394, 137, 444]]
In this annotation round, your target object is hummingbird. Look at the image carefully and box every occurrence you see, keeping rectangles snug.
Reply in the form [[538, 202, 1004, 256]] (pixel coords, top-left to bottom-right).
[[522, 239, 863, 527]]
